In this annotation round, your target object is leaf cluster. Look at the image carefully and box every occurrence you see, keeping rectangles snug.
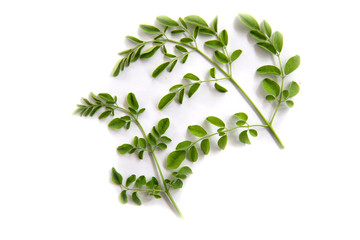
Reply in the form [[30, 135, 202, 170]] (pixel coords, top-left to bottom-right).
[[167, 113, 258, 169]]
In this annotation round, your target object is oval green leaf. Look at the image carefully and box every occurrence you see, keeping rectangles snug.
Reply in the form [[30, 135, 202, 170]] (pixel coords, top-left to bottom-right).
[[220, 30, 228, 46], [250, 30, 267, 41], [262, 78, 280, 97], [256, 65, 281, 75], [183, 73, 200, 81], [200, 139, 210, 155], [217, 135, 228, 150], [156, 15, 179, 27], [111, 167, 123, 185], [176, 141, 192, 150], [214, 83, 228, 93], [152, 61, 170, 78], [214, 50, 229, 63], [188, 83, 200, 98], [230, 49, 243, 62], [205, 40, 224, 49], [256, 42, 277, 55], [127, 92, 139, 110], [273, 31, 283, 52], [140, 46, 160, 59], [158, 92, 176, 110], [239, 130, 251, 144], [288, 81, 300, 98], [284, 55, 301, 75], [158, 118, 170, 135], [132, 192, 142, 206], [188, 146, 198, 162], [262, 20, 272, 37], [206, 116, 225, 128], [238, 13, 260, 30], [108, 118, 126, 129], [167, 150, 186, 169], [120, 190, 128, 204], [234, 112, 248, 121], [188, 125, 207, 137], [184, 15, 208, 28], [125, 174, 136, 187], [139, 24, 160, 34]]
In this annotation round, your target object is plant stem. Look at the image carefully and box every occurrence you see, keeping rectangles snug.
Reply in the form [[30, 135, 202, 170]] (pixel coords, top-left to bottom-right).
[[115, 106, 183, 217]]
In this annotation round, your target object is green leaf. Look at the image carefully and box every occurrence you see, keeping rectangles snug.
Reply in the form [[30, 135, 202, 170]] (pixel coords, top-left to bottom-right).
[[284, 55, 301, 75], [193, 26, 199, 38], [176, 141, 192, 150], [157, 143, 167, 150], [179, 17, 188, 29], [126, 35, 143, 44], [125, 174, 136, 187], [160, 136, 172, 143], [98, 110, 112, 120], [238, 13, 260, 30], [158, 92, 176, 110], [167, 150, 186, 169], [249, 129, 258, 137], [266, 95, 276, 101], [200, 139, 210, 155], [147, 133, 157, 146], [181, 54, 189, 63], [286, 100, 294, 107], [205, 40, 224, 49], [206, 116, 225, 128], [146, 177, 159, 188], [178, 89, 184, 104], [156, 15, 179, 27], [250, 30, 267, 41], [117, 144, 133, 154], [262, 78, 280, 96], [108, 118, 126, 129], [212, 15, 218, 32], [132, 192, 142, 206], [199, 28, 216, 36], [234, 112, 248, 121], [140, 46, 160, 59], [188, 146, 198, 162], [188, 125, 207, 137], [158, 118, 170, 135], [172, 179, 183, 189], [273, 31, 283, 52], [175, 45, 188, 53], [126, 92, 139, 110], [214, 83, 228, 92], [256, 65, 281, 75], [183, 73, 200, 81], [138, 138, 147, 149], [169, 84, 183, 91], [257, 42, 277, 55], [230, 49, 242, 62], [139, 24, 160, 34], [152, 126, 160, 138], [239, 130, 251, 144], [111, 168, 123, 185], [214, 50, 229, 63], [288, 81, 300, 98], [282, 90, 289, 99], [135, 175, 146, 188], [138, 150, 144, 159], [180, 37, 194, 43], [120, 190, 128, 204], [171, 29, 185, 34], [152, 62, 170, 78], [236, 120, 246, 126], [168, 60, 177, 72], [184, 15, 208, 28], [179, 166, 193, 175], [98, 93, 114, 103], [220, 30, 228, 46], [209, 67, 216, 78], [262, 20, 272, 37], [188, 83, 200, 97], [217, 135, 228, 150]]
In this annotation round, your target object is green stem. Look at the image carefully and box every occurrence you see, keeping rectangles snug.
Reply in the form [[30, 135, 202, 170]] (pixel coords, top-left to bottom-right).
[[115, 106, 183, 217], [269, 53, 285, 125]]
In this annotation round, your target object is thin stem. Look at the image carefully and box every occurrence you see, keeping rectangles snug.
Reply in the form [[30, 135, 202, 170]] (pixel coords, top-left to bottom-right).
[[269, 53, 285, 125]]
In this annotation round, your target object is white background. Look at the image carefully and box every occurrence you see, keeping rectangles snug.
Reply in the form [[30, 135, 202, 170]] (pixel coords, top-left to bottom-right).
[[1, 0, 360, 239]]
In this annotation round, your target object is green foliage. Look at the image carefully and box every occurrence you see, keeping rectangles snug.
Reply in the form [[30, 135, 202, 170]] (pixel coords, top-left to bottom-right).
[[76, 13, 301, 217]]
